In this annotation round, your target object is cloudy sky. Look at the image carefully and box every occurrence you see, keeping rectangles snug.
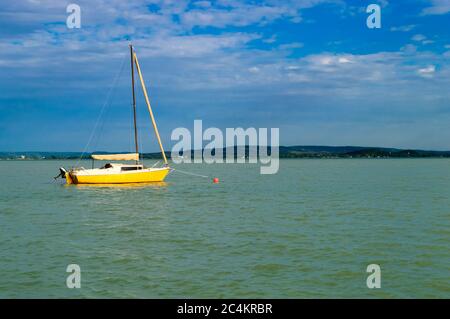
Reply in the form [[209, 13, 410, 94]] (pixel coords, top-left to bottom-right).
[[1, 0, 450, 152]]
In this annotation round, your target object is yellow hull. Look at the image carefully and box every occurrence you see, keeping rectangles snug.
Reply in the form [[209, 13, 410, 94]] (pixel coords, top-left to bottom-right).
[[66, 168, 170, 184]]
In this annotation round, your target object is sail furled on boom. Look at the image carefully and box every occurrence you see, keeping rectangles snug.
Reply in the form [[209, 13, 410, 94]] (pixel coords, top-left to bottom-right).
[[91, 153, 139, 161]]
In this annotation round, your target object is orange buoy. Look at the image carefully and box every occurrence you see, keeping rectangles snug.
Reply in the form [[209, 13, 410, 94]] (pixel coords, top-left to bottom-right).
[[213, 177, 219, 183]]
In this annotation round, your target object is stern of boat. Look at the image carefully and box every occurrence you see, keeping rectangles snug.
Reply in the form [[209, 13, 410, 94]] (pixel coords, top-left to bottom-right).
[[55, 167, 74, 184], [65, 171, 74, 184]]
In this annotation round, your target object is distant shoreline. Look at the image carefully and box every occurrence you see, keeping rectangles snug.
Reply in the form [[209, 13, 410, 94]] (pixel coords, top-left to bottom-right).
[[1, 145, 450, 160]]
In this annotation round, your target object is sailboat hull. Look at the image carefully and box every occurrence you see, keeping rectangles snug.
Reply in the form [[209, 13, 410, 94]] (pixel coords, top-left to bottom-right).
[[67, 167, 170, 184]]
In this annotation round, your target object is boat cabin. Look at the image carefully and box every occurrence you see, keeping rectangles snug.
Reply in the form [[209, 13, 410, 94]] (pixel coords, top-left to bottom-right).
[[100, 163, 144, 171]]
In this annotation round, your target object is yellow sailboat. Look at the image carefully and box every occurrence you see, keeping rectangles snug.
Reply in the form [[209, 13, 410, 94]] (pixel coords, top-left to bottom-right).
[[59, 45, 170, 184]]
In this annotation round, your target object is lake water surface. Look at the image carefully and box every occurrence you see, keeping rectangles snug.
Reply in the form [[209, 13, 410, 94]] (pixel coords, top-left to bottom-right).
[[0, 159, 449, 298]]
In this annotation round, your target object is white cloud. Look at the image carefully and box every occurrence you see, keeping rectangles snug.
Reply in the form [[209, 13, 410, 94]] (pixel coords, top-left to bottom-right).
[[390, 25, 416, 32], [411, 34, 434, 45], [400, 44, 418, 54], [179, 0, 336, 28], [417, 65, 436, 77], [1, 1, 448, 92], [193, 1, 212, 8], [422, 0, 450, 15], [338, 57, 351, 64], [412, 34, 427, 42], [137, 33, 259, 58], [262, 34, 277, 44], [180, 5, 289, 28], [278, 42, 304, 50]]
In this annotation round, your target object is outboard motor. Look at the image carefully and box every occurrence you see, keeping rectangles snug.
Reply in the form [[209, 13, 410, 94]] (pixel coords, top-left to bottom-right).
[[54, 167, 67, 180]]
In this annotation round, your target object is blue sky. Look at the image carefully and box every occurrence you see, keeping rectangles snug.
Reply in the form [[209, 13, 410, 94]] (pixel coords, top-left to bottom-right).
[[1, 0, 450, 152]]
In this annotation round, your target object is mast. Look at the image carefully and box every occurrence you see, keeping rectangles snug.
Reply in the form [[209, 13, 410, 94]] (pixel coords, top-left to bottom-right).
[[130, 44, 139, 164], [133, 51, 169, 165]]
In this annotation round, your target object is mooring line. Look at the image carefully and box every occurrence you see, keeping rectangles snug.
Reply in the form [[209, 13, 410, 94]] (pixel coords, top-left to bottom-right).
[[171, 168, 210, 179]]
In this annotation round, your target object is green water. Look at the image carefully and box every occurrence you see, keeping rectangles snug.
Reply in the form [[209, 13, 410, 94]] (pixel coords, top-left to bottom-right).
[[0, 159, 449, 298]]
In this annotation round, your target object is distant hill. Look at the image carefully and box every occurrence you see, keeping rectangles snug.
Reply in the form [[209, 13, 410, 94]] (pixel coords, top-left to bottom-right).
[[0, 152, 85, 160], [1, 146, 450, 160], [277, 146, 450, 158]]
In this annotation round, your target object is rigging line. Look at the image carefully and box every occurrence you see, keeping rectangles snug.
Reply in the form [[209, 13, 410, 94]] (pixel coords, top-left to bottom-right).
[[151, 160, 161, 168], [76, 53, 128, 166], [91, 54, 128, 155]]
